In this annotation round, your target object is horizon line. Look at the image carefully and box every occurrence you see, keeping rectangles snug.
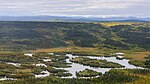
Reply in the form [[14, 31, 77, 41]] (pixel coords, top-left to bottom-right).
[[0, 15, 149, 18]]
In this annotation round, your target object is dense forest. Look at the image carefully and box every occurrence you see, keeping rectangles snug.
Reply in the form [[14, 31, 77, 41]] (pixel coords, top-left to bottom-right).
[[0, 21, 150, 51]]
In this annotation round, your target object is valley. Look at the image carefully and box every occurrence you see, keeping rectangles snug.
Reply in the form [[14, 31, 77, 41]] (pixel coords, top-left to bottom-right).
[[0, 21, 149, 84]]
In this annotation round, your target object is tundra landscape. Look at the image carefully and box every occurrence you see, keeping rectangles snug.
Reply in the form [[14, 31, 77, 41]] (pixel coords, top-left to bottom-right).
[[0, 21, 149, 84], [0, 0, 150, 84]]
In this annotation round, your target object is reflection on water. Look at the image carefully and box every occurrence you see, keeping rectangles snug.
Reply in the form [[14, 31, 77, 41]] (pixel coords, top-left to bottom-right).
[[24, 53, 33, 57], [62, 62, 111, 78], [87, 56, 142, 69], [35, 71, 50, 78], [35, 63, 47, 67], [62, 54, 143, 78], [7, 62, 20, 67], [0, 76, 16, 81], [20, 53, 143, 78]]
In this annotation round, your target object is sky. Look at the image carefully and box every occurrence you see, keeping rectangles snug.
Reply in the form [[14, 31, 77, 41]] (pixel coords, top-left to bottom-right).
[[0, 0, 150, 17]]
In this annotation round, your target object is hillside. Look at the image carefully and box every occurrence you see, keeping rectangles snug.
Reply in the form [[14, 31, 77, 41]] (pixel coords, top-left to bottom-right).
[[0, 21, 150, 51]]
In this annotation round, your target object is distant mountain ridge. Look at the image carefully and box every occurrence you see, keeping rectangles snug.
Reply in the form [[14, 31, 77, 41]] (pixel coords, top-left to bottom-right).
[[0, 16, 150, 22]]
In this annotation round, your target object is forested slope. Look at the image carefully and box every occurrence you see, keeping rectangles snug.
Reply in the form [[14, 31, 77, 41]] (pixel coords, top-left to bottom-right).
[[0, 21, 150, 51]]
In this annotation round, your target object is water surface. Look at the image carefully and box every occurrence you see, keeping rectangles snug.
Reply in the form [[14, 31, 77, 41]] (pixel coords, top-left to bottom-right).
[[62, 54, 142, 78]]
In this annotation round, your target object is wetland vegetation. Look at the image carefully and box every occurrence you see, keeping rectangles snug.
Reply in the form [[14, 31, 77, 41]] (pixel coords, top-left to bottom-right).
[[76, 69, 102, 77], [0, 21, 149, 84], [72, 57, 124, 68], [1, 69, 149, 84]]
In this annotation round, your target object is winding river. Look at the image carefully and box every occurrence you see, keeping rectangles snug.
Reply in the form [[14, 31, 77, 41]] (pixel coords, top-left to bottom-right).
[[61, 54, 143, 78], [0, 53, 143, 80]]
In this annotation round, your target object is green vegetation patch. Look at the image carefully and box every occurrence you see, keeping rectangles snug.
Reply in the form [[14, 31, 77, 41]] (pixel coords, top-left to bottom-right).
[[2, 69, 149, 84], [72, 57, 124, 68], [0, 53, 39, 64], [145, 55, 150, 68], [0, 21, 150, 51], [0, 52, 72, 79], [76, 69, 102, 77]]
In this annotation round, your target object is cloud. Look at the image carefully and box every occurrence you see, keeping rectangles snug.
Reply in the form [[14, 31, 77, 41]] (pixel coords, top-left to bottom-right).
[[0, 0, 149, 17]]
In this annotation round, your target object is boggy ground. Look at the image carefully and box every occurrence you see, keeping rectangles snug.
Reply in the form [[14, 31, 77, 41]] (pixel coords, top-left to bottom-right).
[[0, 52, 72, 79], [0, 50, 149, 84], [71, 57, 124, 68], [1, 69, 150, 84], [33, 47, 150, 67]]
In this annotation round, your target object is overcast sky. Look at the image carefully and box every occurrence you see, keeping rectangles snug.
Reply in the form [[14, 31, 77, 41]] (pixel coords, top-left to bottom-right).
[[0, 0, 150, 17]]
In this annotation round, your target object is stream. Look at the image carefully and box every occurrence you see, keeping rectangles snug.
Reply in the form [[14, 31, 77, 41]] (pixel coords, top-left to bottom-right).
[[0, 53, 143, 80], [62, 54, 143, 78]]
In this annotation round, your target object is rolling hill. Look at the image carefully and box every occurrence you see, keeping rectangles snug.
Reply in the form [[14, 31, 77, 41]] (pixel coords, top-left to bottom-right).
[[0, 21, 150, 51]]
